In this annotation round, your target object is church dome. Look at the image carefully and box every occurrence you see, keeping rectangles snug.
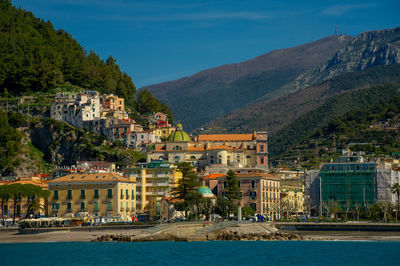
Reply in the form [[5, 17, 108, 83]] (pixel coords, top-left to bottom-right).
[[167, 123, 190, 142], [197, 186, 215, 198]]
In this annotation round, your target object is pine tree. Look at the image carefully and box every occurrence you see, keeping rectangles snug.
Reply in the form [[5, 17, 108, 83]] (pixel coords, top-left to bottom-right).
[[225, 170, 241, 217]]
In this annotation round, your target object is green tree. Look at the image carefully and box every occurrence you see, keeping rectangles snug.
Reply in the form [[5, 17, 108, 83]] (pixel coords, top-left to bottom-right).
[[224, 170, 241, 216], [8, 183, 24, 225], [0, 185, 10, 225], [392, 183, 400, 215], [215, 196, 231, 218], [241, 206, 255, 218], [172, 162, 200, 219]]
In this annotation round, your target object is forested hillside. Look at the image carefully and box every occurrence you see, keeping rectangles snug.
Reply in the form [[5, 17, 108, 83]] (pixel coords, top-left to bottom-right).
[[205, 64, 400, 134], [0, 0, 172, 119], [270, 84, 400, 168], [203, 27, 400, 134]]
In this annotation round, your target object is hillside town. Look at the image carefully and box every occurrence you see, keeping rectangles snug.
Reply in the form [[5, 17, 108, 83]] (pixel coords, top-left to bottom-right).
[[1, 92, 400, 227]]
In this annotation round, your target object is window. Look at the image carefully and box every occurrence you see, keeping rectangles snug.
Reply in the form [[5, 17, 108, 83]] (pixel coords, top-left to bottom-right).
[[259, 144, 264, 152], [107, 201, 112, 211], [67, 189, 72, 199], [94, 189, 99, 199], [120, 189, 124, 199], [67, 202, 72, 211], [94, 201, 99, 211], [224, 181, 227, 188], [16, 205, 21, 215], [210, 159, 214, 164], [250, 203, 256, 211], [126, 189, 129, 199], [54, 190, 59, 200], [250, 191, 257, 199], [260, 157, 264, 164], [80, 202, 86, 211], [132, 190, 134, 198], [80, 189, 86, 199], [53, 202, 60, 210], [251, 180, 255, 188]]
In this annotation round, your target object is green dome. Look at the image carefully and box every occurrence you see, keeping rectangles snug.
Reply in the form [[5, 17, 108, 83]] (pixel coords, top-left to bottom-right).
[[197, 186, 214, 197], [167, 123, 190, 142]]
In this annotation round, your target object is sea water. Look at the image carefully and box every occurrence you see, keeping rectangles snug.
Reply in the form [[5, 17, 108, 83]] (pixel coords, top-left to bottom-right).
[[1, 241, 398, 265]]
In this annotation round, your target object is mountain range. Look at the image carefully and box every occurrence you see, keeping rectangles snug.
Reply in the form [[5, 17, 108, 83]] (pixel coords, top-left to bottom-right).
[[145, 27, 400, 133]]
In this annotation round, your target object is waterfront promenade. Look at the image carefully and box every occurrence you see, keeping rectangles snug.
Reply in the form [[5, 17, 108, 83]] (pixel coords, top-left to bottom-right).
[[2, 222, 400, 243]]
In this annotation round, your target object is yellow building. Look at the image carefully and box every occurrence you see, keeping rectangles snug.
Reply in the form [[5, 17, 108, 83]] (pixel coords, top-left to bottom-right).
[[151, 126, 176, 140], [124, 161, 182, 218], [280, 178, 305, 216], [48, 173, 136, 219]]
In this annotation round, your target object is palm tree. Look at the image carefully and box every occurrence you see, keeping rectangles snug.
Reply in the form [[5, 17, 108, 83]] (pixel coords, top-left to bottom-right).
[[391, 183, 400, 217]]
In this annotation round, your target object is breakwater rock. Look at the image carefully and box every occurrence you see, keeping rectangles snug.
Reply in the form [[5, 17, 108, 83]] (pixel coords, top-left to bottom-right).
[[216, 231, 302, 241]]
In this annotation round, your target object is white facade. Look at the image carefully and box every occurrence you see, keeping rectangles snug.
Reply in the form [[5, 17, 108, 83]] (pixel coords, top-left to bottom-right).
[[125, 131, 160, 150], [377, 160, 400, 203]]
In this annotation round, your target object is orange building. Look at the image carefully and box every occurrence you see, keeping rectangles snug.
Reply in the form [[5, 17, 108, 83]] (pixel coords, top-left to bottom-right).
[[105, 95, 125, 111]]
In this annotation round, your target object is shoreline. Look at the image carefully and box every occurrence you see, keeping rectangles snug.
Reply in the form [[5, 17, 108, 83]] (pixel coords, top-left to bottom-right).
[[2, 229, 400, 243]]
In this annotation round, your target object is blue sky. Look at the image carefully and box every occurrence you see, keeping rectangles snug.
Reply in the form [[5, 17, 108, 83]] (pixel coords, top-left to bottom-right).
[[11, 0, 400, 88]]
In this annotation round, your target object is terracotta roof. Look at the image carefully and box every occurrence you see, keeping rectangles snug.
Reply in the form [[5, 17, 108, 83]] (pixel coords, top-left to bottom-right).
[[14, 180, 49, 189], [155, 145, 166, 151], [188, 145, 206, 151], [206, 145, 234, 150], [203, 173, 225, 180], [49, 173, 133, 183], [198, 134, 254, 141]]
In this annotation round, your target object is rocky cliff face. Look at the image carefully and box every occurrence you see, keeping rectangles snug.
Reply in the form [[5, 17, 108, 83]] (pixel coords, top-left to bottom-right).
[[292, 27, 400, 91]]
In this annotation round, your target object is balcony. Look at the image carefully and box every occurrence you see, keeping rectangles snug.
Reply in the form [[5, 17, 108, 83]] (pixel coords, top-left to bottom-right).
[[120, 195, 124, 200], [126, 195, 130, 200]]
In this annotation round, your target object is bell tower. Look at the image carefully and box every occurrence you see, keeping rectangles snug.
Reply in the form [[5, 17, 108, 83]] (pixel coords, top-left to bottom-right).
[[255, 131, 268, 170]]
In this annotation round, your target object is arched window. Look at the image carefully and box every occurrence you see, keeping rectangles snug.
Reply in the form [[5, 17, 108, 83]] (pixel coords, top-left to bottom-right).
[[173, 145, 182, 151], [159, 156, 164, 160], [190, 156, 196, 159], [246, 155, 251, 159]]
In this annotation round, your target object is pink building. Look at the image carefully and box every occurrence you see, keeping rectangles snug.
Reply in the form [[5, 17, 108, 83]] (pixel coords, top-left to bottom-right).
[[216, 169, 280, 219]]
